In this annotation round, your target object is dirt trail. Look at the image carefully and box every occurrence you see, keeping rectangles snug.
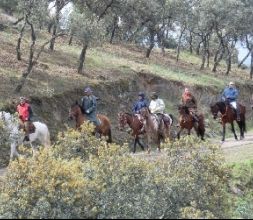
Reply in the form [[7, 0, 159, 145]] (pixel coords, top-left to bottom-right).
[[0, 168, 6, 177], [220, 133, 253, 149]]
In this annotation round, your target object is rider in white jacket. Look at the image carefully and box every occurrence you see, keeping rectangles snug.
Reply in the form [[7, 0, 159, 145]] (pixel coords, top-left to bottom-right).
[[149, 92, 165, 114]]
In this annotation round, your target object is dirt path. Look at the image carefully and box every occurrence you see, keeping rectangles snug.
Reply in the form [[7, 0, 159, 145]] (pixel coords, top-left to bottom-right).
[[220, 133, 253, 149], [0, 168, 6, 178]]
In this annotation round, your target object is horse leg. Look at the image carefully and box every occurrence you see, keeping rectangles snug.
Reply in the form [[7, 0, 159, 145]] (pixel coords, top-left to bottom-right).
[[237, 121, 244, 140], [10, 142, 19, 160], [133, 137, 137, 153], [177, 128, 183, 140], [231, 122, 238, 140], [137, 137, 145, 151], [222, 124, 226, 142]]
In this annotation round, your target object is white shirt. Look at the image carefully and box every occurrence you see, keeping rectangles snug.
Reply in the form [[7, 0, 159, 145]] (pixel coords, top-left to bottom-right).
[[149, 99, 165, 114]]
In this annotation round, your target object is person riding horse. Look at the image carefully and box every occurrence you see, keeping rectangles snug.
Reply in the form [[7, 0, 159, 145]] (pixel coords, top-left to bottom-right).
[[181, 88, 199, 123], [222, 82, 240, 121], [149, 92, 171, 129], [81, 87, 101, 127], [17, 97, 34, 142], [132, 92, 149, 119]]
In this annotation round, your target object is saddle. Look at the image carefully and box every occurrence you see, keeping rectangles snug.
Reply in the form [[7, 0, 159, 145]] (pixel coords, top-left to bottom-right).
[[19, 122, 36, 134]]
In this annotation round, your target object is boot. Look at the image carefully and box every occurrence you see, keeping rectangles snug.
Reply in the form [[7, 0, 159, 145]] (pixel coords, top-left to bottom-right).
[[23, 135, 30, 142]]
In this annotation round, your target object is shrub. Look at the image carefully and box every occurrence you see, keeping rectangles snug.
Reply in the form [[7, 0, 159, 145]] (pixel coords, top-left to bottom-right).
[[0, 132, 231, 219], [0, 150, 94, 219], [53, 122, 107, 162]]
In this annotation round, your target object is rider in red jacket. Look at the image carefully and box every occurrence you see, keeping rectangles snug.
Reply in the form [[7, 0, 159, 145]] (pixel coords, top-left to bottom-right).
[[17, 97, 33, 142]]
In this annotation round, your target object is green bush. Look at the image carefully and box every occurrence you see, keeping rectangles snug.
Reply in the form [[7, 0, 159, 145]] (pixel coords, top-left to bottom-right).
[[0, 125, 231, 219], [230, 161, 253, 219]]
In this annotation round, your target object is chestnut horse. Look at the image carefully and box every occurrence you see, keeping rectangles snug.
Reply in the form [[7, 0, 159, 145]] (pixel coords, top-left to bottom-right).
[[118, 112, 146, 153], [140, 108, 173, 153], [69, 102, 112, 143], [210, 101, 246, 142], [177, 105, 205, 140]]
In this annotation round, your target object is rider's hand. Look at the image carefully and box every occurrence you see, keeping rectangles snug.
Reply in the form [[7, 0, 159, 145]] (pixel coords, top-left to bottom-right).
[[86, 110, 90, 114]]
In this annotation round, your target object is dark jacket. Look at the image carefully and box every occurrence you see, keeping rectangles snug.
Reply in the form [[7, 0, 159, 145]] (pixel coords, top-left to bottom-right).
[[132, 99, 149, 114], [81, 95, 100, 126]]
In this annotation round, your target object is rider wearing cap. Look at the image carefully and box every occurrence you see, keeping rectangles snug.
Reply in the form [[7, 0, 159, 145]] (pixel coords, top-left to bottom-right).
[[132, 92, 149, 114], [17, 97, 33, 142], [222, 82, 240, 121], [81, 87, 100, 126]]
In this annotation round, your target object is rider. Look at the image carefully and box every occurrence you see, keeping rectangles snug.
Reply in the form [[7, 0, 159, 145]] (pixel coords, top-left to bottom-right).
[[17, 97, 33, 142], [81, 86, 101, 127], [222, 82, 240, 121], [181, 87, 199, 122], [149, 92, 166, 126], [132, 92, 149, 118]]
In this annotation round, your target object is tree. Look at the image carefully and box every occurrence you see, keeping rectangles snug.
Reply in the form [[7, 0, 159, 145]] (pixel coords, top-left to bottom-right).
[[0, 0, 18, 15], [49, 0, 71, 51], [70, 10, 105, 74], [14, 0, 65, 93]]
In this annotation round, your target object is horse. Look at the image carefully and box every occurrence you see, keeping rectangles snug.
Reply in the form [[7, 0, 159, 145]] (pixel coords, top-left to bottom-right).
[[0, 111, 51, 160], [139, 108, 173, 153], [118, 112, 146, 153], [210, 101, 246, 142], [177, 105, 205, 140], [68, 102, 112, 143]]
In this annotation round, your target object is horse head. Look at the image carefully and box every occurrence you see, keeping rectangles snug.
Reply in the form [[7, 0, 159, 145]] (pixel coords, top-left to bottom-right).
[[118, 112, 127, 131], [140, 107, 150, 119], [69, 102, 82, 121], [178, 105, 190, 115], [210, 102, 225, 119]]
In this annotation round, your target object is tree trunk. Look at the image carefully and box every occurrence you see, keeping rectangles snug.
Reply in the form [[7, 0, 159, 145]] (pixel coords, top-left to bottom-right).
[[238, 49, 252, 68], [49, 0, 60, 51], [78, 44, 88, 74], [200, 37, 207, 70], [48, 21, 53, 33], [250, 50, 253, 79], [16, 20, 27, 61], [196, 41, 202, 55], [189, 31, 193, 54], [212, 46, 225, 72], [146, 31, 155, 58], [110, 16, 118, 44], [226, 54, 232, 75], [176, 26, 186, 62], [69, 33, 73, 45], [15, 20, 36, 93]]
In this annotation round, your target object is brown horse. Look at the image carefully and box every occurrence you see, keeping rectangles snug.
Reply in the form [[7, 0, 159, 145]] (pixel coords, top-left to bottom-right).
[[210, 101, 246, 142], [118, 112, 146, 153], [69, 102, 112, 143], [140, 108, 172, 153], [177, 105, 205, 140]]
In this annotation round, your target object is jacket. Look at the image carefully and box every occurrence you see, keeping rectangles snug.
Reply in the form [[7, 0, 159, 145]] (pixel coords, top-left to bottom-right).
[[81, 95, 100, 126], [17, 103, 33, 122], [222, 87, 239, 102], [132, 99, 149, 113], [182, 92, 197, 108], [149, 99, 165, 114]]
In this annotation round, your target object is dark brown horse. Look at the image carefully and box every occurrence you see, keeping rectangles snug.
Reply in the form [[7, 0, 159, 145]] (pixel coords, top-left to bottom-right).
[[140, 108, 172, 153], [210, 101, 246, 142], [69, 102, 112, 143], [177, 105, 205, 140], [118, 112, 146, 153]]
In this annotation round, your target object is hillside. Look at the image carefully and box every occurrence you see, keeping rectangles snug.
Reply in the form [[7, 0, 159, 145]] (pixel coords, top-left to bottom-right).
[[1, 26, 253, 140]]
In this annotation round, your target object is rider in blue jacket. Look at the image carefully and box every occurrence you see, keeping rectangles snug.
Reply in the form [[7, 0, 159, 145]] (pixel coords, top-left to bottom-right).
[[222, 82, 240, 121], [132, 92, 149, 114]]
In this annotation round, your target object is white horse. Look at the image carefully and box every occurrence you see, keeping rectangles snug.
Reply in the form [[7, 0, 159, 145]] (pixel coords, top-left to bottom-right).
[[0, 111, 51, 160]]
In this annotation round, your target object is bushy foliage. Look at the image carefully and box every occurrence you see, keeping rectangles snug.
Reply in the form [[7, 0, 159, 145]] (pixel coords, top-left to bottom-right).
[[0, 120, 10, 167], [0, 150, 93, 219], [230, 161, 253, 219], [53, 122, 107, 161], [0, 123, 231, 219]]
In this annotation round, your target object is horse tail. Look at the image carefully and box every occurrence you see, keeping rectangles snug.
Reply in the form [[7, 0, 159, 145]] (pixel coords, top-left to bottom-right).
[[107, 128, 112, 143], [169, 114, 174, 126], [44, 126, 51, 147], [198, 114, 205, 137]]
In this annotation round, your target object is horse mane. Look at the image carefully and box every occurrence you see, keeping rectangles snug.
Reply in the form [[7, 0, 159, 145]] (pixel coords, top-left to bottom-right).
[[71, 102, 85, 114]]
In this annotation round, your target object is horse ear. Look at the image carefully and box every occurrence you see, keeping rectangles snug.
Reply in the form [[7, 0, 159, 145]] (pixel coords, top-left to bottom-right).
[[75, 100, 79, 105]]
